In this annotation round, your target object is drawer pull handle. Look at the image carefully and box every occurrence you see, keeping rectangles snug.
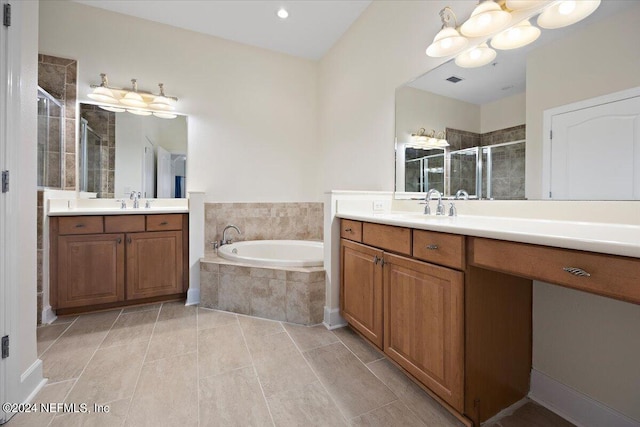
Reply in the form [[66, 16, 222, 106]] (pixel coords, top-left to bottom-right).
[[345, 228, 353, 232], [127, 237, 132, 244], [426, 244, 439, 250], [75, 224, 85, 228], [117, 238, 122, 244], [373, 255, 379, 264], [160, 221, 168, 225], [563, 267, 591, 277]]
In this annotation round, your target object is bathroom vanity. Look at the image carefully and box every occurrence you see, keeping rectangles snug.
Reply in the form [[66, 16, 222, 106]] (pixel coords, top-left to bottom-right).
[[338, 213, 640, 426], [49, 210, 189, 314]]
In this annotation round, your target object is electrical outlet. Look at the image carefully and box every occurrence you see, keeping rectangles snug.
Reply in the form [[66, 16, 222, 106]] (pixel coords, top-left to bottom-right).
[[373, 200, 385, 211]]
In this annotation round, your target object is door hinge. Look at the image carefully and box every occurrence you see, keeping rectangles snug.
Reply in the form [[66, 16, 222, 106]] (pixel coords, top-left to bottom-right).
[[1, 335, 8, 359], [3, 3, 11, 27], [550, 130, 553, 140], [1, 170, 8, 193]]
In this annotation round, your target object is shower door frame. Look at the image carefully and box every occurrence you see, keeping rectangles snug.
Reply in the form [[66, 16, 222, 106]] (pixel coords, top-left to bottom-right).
[[37, 86, 64, 190]]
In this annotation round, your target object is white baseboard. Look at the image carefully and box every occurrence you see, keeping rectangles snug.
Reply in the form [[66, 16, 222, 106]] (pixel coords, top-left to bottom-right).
[[323, 307, 347, 330], [186, 288, 200, 306], [19, 359, 46, 403], [529, 369, 640, 427], [41, 305, 57, 324]]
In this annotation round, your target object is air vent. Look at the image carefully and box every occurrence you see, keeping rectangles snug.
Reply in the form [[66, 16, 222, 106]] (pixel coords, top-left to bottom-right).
[[446, 76, 463, 83]]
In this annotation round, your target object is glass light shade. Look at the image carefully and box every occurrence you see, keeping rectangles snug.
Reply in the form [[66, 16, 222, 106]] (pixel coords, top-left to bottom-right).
[[149, 95, 175, 111], [537, 0, 601, 29], [506, 0, 544, 10], [455, 43, 497, 68], [491, 19, 541, 50], [426, 27, 469, 57], [153, 111, 177, 119], [460, 1, 512, 38], [87, 87, 118, 104], [98, 105, 125, 113], [127, 108, 152, 116], [436, 139, 450, 147], [120, 91, 147, 108]]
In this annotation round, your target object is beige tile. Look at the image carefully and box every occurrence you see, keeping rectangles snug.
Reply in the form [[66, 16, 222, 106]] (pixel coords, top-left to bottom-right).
[[250, 267, 286, 280], [122, 303, 161, 314], [65, 341, 147, 405], [285, 281, 310, 325], [219, 273, 252, 314], [238, 314, 284, 337], [156, 301, 195, 321], [367, 358, 462, 426], [333, 326, 384, 364], [350, 400, 426, 427], [197, 307, 237, 330], [200, 263, 219, 308], [286, 270, 325, 283], [283, 323, 339, 352], [5, 380, 75, 427], [251, 278, 286, 321], [49, 398, 129, 427], [303, 342, 396, 418], [254, 350, 317, 397], [145, 313, 196, 362], [126, 353, 198, 427], [36, 323, 70, 356], [267, 381, 346, 427], [198, 322, 252, 378], [199, 366, 273, 427], [100, 310, 157, 349], [244, 331, 297, 362], [493, 401, 576, 427]]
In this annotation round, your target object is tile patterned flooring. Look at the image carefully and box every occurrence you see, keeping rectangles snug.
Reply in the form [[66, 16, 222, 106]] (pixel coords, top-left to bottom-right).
[[9, 302, 572, 427]]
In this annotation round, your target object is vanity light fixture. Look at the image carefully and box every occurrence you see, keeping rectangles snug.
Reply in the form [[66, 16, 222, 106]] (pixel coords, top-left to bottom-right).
[[460, 1, 511, 38], [410, 128, 449, 148], [426, 7, 468, 58], [455, 43, 497, 68], [88, 74, 180, 119], [537, 0, 601, 29], [491, 19, 540, 50], [505, 0, 543, 11]]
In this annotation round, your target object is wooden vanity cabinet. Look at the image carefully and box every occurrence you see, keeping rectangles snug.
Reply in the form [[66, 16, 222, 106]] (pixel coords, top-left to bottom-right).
[[50, 213, 188, 313]]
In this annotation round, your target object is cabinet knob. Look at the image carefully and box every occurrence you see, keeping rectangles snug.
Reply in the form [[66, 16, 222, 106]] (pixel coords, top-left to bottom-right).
[[160, 221, 168, 225], [426, 244, 439, 250], [562, 267, 591, 277], [117, 237, 122, 244], [75, 223, 85, 228], [127, 237, 132, 244], [345, 228, 353, 233]]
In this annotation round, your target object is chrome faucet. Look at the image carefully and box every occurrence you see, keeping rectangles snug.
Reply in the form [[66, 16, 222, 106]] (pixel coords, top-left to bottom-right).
[[455, 189, 469, 200], [425, 189, 445, 215], [130, 191, 141, 209], [221, 225, 241, 246]]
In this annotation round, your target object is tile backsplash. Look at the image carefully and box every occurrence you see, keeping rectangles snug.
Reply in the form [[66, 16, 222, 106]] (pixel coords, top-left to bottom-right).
[[205, 202, 323, 250]]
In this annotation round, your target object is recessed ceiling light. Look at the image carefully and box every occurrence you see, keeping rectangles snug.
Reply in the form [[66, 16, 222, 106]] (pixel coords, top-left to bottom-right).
[[277, 8, 289, 19]]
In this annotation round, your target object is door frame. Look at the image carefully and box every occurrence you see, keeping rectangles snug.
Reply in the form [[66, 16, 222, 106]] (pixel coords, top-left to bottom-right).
[[542, 86, 640, 199]]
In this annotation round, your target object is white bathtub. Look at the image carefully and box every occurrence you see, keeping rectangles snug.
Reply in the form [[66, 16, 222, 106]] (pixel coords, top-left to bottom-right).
[[218, 240, 323, 268]]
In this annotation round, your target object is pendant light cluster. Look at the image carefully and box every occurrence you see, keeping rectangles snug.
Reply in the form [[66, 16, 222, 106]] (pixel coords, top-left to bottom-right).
[[409, 128, 449, 149], [87, 74, 179, 119], [426, 0, 601, 68]]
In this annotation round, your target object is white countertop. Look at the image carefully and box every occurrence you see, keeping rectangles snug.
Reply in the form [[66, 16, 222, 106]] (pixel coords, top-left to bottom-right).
[[47, 198, 189, 216], [337, 211, 640, 258], [48, 207, 189, 216]]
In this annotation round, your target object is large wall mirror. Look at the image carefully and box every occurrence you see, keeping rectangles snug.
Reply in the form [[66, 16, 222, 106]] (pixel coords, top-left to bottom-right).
[[79, 103, 188, 199], [395, 0, 640, 200]]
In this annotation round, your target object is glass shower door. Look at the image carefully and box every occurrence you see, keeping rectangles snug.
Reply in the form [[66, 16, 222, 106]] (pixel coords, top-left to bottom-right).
[[37, 87, 63, 188], [79, 118, 103, 194]]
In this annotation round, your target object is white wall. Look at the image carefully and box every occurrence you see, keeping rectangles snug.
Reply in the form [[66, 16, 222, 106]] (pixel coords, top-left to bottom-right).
[[39, 1, 320, 203], [480, 91, 526, 134]]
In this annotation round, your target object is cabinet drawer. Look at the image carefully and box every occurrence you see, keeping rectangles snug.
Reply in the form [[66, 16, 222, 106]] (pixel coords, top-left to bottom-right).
[[471, 237, 640, 304], [146, 214, 183, 231], [413, 230, 465, 270], [105, 215, 145, 233], [340, 219, 362, 242], [58, 216, 103, 235], [362, 222, 411, 256]]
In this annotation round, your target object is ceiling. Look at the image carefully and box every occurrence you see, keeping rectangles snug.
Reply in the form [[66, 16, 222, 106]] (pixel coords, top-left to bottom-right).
[[73, 0, 372, 60]]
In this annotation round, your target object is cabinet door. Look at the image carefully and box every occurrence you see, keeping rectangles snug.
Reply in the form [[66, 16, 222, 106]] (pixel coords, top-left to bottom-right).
[[340, 239, 384, 348], [57, 233, 125, 308], [384, 253, 464, 412], [127, 231, 183, 300]]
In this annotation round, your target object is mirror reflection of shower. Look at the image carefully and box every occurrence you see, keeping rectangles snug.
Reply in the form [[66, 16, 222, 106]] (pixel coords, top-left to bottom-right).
[[79, 118, 104, 194], [37, 87, 64, 188], [171, 154, 186, 198]]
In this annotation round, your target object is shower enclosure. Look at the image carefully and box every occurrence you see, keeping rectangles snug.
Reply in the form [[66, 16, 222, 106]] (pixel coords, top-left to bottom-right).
[[79, 118, 103, 194], [37, 87, 64, 188]]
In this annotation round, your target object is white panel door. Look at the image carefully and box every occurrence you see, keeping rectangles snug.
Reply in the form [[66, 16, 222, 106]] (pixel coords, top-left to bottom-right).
[[156, 146, 171, 198], [550, 96, 640, 200]]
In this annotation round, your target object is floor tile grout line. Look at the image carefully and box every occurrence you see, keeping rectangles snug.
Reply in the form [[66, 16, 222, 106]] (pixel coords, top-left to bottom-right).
[[331, 328, 385, 367], [237, 317, 277, 427], [346, 398, 402, 423], [120, 302, 163, 426], [38, 316, 78, 358], [281, 324, 351, 425]]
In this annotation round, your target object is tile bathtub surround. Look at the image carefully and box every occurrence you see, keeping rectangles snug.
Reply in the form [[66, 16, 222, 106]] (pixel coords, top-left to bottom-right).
[[204, 202, 323, 247], [17, 304, 566, 427], [200, 257, 325, 325]]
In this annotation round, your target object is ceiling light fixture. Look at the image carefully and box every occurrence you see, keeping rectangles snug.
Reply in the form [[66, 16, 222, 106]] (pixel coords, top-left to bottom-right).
[[537, 0, 601, 29], [491, 19, 540, 50], [460, 1, 511, 38], [88, 74, 180, 119], [426, 7, 468, 58], [455, 43, 497, 68], [277, 8, 289, 19]]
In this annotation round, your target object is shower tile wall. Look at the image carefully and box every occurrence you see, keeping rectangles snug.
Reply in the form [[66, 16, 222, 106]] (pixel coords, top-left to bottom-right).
[[38, 54, 77, 191], [204, 202, 323, 251], [80, 104, 116, 198]]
